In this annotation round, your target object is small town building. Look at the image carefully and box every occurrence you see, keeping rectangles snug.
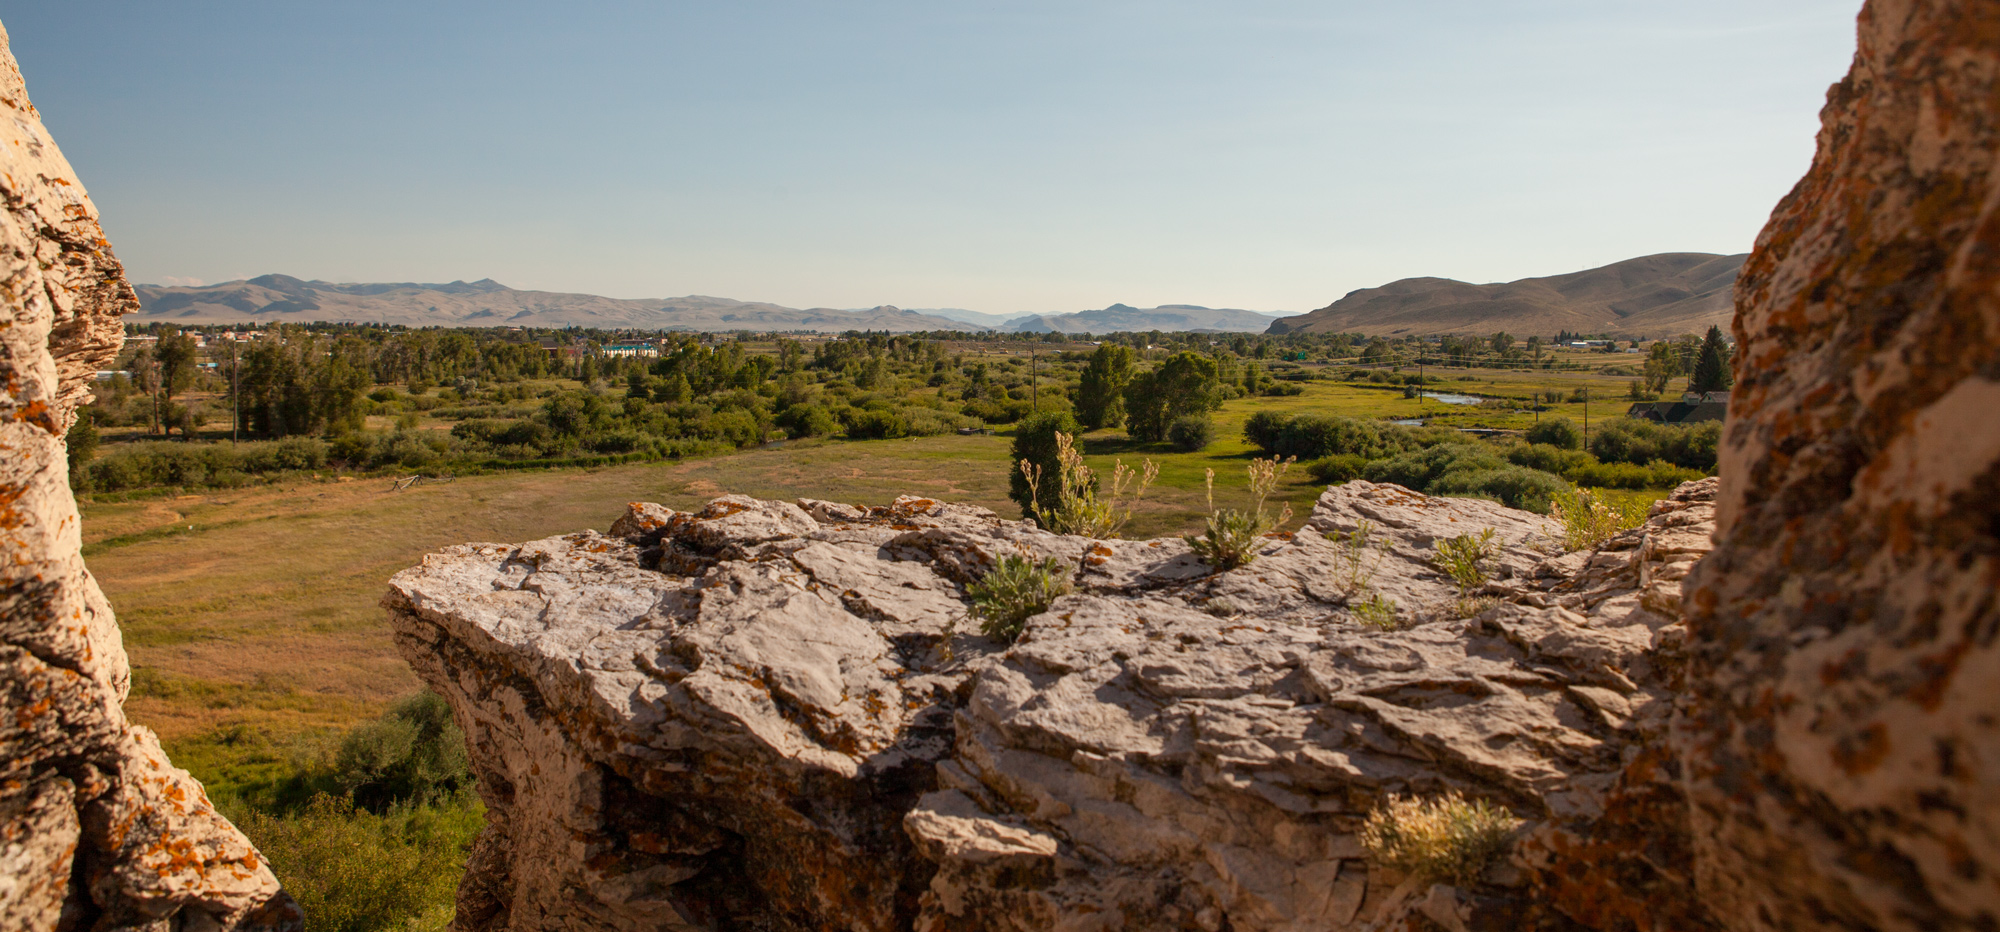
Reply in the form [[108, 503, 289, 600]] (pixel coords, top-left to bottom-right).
[[1628, 390, 1729, 424]]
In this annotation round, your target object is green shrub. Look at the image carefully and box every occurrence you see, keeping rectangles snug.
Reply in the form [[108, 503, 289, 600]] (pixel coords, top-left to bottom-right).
[[1525, 416, 1582, 450], [1009, 411, 1086, 519], [1186, 457, 1294, 571], [1362, 443, 1505, 490], [1566, 458, 1706, 490], [1588, 418, 1721, 471], [231, 793, 479, 932], [1244, 413, 1415, 461], [1503, 442, 1593, 476], [1326, 520, 1385, 600], [968, 553, 1074, 641], [1549, 486, 1649, 552], [328, 692, 471, 811], [1166, 415, 1215, 452], [1431, 528, 1498, 594], [845, 408, 908, 440], [1306, 454, 1369, 484], [1351, 594, 1403, 631], [1428, 465, 1568, 513], [776, 403, 837, 438], [1360, 792, 1521, 885]]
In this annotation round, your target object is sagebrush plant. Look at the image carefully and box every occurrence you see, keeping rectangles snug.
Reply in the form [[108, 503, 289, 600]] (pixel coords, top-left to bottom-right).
[[1327, 520, 1385, 600], [1019, 431, 1158, 538], [1186, 457, 1296, 571], [1432, 528, 1499, 594], [1352, 593, 1403, 631], [968, 552, 1074, 641], [1549, 485, 1648, 552], [1359, 791, 1522, 885]]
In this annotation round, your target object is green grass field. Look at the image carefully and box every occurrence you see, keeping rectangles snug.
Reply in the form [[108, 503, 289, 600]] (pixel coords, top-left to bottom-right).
[[85, 365, 1673, 753]]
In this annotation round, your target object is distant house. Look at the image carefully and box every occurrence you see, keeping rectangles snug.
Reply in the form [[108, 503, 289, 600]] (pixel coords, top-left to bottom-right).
[[1628, 391, 1729, 425], [602, 343, 660, 358], [539, 339, 586, 360]]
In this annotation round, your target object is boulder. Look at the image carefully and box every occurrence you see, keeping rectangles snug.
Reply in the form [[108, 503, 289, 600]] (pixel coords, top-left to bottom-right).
[[0, 18, 297, 931], [1681, 1, 2000, 929], [388, 483, 1724, 930]]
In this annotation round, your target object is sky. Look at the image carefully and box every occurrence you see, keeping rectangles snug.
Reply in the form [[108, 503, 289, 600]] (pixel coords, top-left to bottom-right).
[[4, 1, 1860, 315]]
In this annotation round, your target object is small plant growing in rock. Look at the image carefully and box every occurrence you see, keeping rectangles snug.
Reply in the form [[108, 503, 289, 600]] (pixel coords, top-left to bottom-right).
[[1360, 791, 1522, 885], [1020, 431, 1158, 538], [1352, 593, 1403, 630], [1549, 486, 1647, 552], [1186, 457, 1296, 571], [968, 552, 1074, 642], [1327, 520, 1385, 599], [1431, 528, 1498, 594], [1450, 595, 1499, 620]]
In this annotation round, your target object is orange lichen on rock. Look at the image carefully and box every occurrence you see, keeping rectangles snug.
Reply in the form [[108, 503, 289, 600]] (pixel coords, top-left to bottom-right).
[[0, 16, 297, 932], [1682, 1, 2000, 929]]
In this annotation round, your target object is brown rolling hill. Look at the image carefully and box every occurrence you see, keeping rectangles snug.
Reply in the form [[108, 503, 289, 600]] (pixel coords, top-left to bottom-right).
[[132, 275, 984, 333], [1267, 252, 1746, 338]]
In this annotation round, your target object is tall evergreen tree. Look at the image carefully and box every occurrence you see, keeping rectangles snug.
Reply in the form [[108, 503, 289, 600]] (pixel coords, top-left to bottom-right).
[[1689, 325, 1734, 394], [1074, 344, 1135, 429]]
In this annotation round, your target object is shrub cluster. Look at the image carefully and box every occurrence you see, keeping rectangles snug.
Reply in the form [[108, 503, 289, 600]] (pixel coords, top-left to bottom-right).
[[1361, 444, 1569, 513], [1242, 412, 1447, 461], [1587, 418, 1721, 471]]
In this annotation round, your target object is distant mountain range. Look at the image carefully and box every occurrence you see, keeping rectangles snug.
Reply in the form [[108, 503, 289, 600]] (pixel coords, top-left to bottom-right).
[[132, 253, 1741, 337], [133, 275, 983, 333], [131, 275, 1301, 333], [1268, 253, 1746, 339], [1004, 304, 1298, 334]]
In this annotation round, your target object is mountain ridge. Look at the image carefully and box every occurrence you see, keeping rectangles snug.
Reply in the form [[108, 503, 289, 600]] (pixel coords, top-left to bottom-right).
[[1268, 252, 1747, 338], [1005, 303, 1297, 334], [132, 278, 984, 333]]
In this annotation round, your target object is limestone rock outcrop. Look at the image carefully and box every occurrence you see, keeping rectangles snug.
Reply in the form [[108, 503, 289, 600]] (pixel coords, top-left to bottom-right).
[[1681, 1, 2000, 929], [0, 20, 298, 932], [388, 480, 1722, 930]]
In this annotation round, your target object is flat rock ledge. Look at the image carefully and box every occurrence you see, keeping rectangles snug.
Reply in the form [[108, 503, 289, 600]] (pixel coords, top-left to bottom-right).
[[386, 479, 1721, 931]]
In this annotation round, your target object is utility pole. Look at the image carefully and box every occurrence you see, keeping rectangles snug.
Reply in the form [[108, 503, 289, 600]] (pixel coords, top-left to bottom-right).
[[1030, 346, 1038, 414], [231, 338, 239, 442], [1583, 388, 1590, 447]]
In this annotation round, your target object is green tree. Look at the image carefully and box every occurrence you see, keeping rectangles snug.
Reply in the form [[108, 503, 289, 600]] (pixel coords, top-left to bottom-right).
[[1009, 410, 1084, 518], [1689, 326, 1733, 394], [1074, 344, 1135, 429], [65, 408, 99, 471], [1643, 340, 1682, 395], [1123, 352, 1222, 442], [154, 331, 200, 438], [1490, 332, 1514, 356]]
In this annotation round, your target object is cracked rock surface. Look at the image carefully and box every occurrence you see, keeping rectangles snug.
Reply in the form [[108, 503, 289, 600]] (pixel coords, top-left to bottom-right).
[[0, 17, 297, 932], [389, 481, 1724, 930]]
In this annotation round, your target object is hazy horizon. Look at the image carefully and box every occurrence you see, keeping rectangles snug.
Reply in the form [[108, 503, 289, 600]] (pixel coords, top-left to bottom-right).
[[5, 2, 1858, 315]]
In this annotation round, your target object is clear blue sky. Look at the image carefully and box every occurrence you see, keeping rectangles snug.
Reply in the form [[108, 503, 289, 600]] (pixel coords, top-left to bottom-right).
[[3, 1, 1858, 314]]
